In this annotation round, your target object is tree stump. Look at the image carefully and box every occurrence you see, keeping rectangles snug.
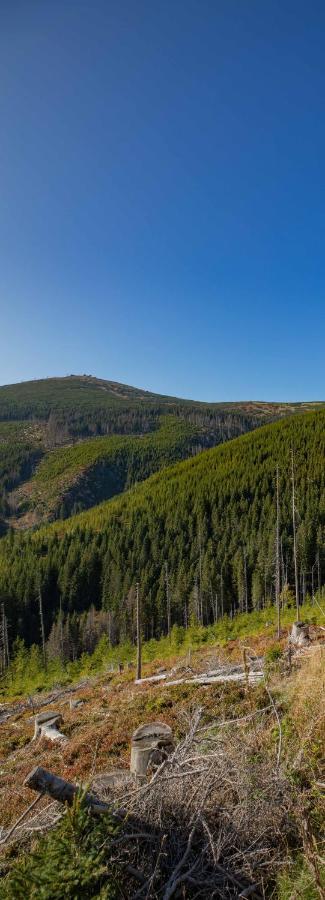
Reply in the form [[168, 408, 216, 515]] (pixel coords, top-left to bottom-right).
[[130, 721, 174, 783], [289, 622, 310, 646], [33, 711, 68, 742], [69, 698, 84, 710]]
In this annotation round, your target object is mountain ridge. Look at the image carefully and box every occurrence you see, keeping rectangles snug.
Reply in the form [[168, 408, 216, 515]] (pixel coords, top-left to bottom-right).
[[1, 373, 323, 409], [2, 375, 322, 533]]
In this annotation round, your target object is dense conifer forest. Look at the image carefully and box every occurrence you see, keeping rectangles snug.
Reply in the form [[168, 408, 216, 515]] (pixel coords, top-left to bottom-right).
[[0, 405, 323, 656], [1, 375, 316, 532], [5, 417, 212, 526]]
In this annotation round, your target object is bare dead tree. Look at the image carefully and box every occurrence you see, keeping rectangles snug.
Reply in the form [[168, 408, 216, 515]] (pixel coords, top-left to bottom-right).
[[291, 448, 300, 621], [59, 596, 64, 661], [136, 582, 142, 681], [243, 548, 248, 613], [275, 466, 281, 639], [0, 603, 10, 674], [198, 527, 203, 624], [165, 562, 171, 639], [220, 567, 224, 618], [317, 550, 321, 592], [311, 560, 317, 604], [38, 586, 47, 670]]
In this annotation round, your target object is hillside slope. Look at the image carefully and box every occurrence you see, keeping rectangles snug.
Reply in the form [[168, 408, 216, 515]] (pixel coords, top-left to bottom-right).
[[0, 408, 323, 648], [8, 417, 208, 528], [1, 374, 319, 430], [2, 374, 320, 531], [0, 624, 324, 899]]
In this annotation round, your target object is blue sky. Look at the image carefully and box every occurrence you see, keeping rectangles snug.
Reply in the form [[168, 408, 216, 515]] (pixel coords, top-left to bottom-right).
[[0, 0, 324, 401]]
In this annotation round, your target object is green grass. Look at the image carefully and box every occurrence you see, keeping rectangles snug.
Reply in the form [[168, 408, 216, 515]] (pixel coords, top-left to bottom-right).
[[12, 416, 205, 520], [1, 603, 319, 701], [277, 855, 325, 899]]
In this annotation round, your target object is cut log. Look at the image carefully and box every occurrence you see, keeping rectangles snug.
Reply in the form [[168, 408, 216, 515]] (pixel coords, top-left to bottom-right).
[[24, 766, 110, 814], [135, 660, 264, 687]]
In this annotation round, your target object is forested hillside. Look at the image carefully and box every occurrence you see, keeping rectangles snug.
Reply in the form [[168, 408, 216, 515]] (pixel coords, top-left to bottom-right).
[[0, 408, 323, 653], [0, 422, 44, 528], [1, 374, 316, 532], [9, 417, 209, 526], [0, 375, 314, 437]]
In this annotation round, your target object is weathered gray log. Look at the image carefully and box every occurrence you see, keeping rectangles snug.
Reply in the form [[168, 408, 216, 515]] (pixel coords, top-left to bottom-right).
[[130, 722, 174, 782], [24, 766, 110, 814], [289, 622, 310, 646], [34, 711, 68, 742]]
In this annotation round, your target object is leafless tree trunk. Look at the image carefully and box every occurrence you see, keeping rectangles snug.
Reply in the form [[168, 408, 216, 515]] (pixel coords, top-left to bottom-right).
[[275, 466, 281, 639], [165, 562, 171, 639], [210, 581, 218, 623], [59, 596, 64, 661], [198, 528, 203, 624], [38, 587, 47, 669], [136, 582, 141, 681], [220, 567, 224, 618], [0, 603, 10, 674], [291, 448, 299, 621], [243, 549, 248, 613], [311, 560, 316, 604]]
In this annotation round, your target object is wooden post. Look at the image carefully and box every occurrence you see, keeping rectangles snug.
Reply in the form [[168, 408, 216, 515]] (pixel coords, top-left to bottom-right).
[[136, 582, 141, 681], [291, 448, 299, 622], [275, 466, 281, 639]]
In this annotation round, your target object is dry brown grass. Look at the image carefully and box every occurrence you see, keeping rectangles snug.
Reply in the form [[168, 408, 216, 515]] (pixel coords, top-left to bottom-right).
[[0, 640, 324, 896]]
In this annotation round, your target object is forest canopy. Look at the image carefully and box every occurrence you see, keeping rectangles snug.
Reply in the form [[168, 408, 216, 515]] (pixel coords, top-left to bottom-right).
[[0, 408, 323, 653]]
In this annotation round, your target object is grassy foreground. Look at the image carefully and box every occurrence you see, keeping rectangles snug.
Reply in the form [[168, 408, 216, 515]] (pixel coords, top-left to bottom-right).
[[0, 614, 324, 898]]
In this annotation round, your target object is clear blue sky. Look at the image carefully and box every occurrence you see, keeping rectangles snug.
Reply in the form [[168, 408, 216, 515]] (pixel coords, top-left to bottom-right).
[[0, 1, 324, 401]]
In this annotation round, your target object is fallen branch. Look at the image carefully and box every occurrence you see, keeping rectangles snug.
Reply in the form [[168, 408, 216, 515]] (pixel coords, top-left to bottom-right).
[[0, 792, 43, 846]]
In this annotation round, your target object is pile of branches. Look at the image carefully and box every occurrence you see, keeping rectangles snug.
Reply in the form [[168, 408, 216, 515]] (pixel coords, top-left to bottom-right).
[[106, 708, 297, 898]]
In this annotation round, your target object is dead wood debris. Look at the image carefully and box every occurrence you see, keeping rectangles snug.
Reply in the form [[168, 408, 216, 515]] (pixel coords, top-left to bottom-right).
[[105, 707, 296, 898], [1, 705, 299, 897]]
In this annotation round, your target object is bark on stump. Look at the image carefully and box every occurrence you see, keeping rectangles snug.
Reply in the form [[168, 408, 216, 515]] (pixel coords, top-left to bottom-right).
[[289, 622, 310, 646], [33, 711, 68, 742], [130, 721, 174, 783]]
